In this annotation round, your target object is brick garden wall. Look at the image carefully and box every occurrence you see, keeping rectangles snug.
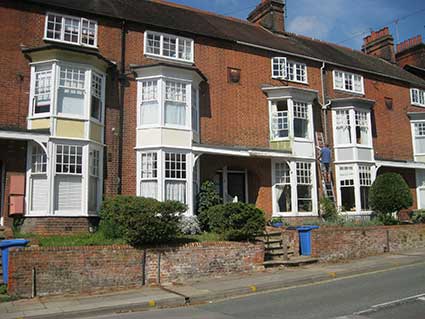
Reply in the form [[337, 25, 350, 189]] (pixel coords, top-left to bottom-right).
[[8, 242, 264, 298], [311, 224, 425, 262]]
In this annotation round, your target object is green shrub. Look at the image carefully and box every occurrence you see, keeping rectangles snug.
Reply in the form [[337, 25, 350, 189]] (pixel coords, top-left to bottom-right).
[[99, 196, 186, 247], [0, 284, 7, 295], [369, 173, 412, 224], [412, 210, 425, 224], [207, 202, 266, 241], [320, 197, 339, 222], [196, 181, 222, 231]]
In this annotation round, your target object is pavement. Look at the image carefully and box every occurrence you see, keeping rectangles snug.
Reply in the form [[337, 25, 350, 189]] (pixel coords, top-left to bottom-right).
[[2, 248, 425, 319]]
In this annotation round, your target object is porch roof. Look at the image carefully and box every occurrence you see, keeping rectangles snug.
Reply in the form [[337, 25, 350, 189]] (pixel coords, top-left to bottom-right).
[[375, 159, 425, 170], [0, 128, 49, 153], [193, 143, 313, 160]]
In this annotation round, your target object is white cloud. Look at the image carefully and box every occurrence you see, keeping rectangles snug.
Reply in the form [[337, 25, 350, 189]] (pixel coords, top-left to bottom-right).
[[287, 16, 331, 39]]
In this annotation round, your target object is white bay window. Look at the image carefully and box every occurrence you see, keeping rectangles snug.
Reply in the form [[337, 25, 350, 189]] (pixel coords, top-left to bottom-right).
[[29, 62, 105, 121], [333, 108, 372, 147]]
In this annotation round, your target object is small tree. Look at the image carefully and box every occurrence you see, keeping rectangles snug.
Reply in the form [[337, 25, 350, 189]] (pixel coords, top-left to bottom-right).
[[196, 180, 222, 231], [369, 173, 412, 224]]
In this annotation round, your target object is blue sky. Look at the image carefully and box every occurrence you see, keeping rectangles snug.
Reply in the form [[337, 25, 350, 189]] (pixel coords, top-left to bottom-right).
[[169, 0, 425, 50]]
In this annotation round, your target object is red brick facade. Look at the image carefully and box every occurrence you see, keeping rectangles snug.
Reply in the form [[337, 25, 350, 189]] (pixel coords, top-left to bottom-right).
[[1, 0, 425, 232]]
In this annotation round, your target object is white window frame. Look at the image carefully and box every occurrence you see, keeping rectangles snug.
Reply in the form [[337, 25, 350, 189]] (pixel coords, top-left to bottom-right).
[[333, 70, 364, 94], [332, 107, 372, 148], [27, 143, 49, 215], [139, 151, 159, 200], [412, 121, 425, 156], [28, 61, 106, 123], [137, 76, 193, 130], [269, 99, 313, 142], [44, 12, 98, 48], [144, 30, 194, 63], [286, 61, 308, 84], [88, 146, 103, 213], [271, 57, 287, 79], [411, 88, 425, 107]]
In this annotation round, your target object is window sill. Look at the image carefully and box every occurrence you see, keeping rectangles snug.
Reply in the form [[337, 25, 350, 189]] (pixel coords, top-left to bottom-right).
[[144, 53, 194, 65], [333, 88, 365, 96], [55, 114, 88, 121], [411, 102, 425, 108], [28, 114, 51, 120], [43, 38, 98, 50], [294, 138, 313, 143]]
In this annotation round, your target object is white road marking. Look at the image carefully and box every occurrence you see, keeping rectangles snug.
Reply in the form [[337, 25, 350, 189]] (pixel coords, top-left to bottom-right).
[[355, 293, 425, 315]]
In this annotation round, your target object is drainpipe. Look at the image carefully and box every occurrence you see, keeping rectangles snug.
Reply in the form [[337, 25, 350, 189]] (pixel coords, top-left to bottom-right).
[[320, 62, 331, 144], [117, 20, 127, 194]]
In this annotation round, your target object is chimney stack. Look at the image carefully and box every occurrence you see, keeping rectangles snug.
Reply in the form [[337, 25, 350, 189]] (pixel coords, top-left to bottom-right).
[[396, 35, 425, 69], [247, 0, 285, 33], [362, 27, 396, 63]]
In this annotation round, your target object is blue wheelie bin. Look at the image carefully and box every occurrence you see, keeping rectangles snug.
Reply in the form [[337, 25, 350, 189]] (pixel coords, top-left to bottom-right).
[[0, 239, 29, 284], [288, 226, 319, 256]]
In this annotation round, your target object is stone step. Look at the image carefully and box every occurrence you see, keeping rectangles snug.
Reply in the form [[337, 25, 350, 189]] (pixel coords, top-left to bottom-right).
[[265, 249, 295, 256], [264, 256, 318, 268]]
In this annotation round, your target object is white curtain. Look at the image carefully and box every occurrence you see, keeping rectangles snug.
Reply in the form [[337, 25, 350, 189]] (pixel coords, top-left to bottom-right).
[[57, 88, 85, 116], [31, 175, 48, 212], [416, 137, 425, 154], [141, 101, 159, 125], [140, 181, 158, 199], [54, 175, 82, 211], [337, 126, 351, 144], [165, 180, 186, 203], [165, 102, 186, 126]]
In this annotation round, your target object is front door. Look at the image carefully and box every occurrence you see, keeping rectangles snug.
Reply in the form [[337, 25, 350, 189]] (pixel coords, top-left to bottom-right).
[[214, 169, 247, 203]]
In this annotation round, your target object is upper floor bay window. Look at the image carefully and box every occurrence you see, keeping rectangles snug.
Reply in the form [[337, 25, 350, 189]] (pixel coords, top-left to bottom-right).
[[30, 62, 105, 121], [270, 99, 312, 141], [333, 108, 371, 147], [144, 31, 194, 63], [45, 13, 97, 47], [271, 57, 307, 83], [139, 78, 197, 130], [411, 88, 425, 107], [333, 70, 364, 94]]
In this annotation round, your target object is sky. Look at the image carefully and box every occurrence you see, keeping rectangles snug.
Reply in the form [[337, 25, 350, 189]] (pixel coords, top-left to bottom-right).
[[168, 0, 425, 50]]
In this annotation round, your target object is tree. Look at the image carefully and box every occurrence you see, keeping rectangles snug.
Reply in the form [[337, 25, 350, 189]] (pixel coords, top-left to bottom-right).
[[196, 180, 222, 231], [369, 173, 412, 224]]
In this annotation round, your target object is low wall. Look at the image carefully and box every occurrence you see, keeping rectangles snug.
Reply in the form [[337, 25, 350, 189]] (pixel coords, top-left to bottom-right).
[[8, 242, 264, 298], [311, 224, 425, 262]]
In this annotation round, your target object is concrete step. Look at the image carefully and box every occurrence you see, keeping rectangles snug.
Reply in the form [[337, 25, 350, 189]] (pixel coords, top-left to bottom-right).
[[264, 256, 318, 268], [266, 249, 295, 256]]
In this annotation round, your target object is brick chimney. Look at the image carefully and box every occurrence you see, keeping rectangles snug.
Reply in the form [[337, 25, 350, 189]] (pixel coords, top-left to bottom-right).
[[247, 0, 285, 33], [396, 35, 425, 69], [362, 27, 395, 63]]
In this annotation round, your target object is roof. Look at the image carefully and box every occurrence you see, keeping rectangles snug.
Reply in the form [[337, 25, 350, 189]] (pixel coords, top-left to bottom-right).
[[129, 62, 207, 81], [23, 0, 425, 87]]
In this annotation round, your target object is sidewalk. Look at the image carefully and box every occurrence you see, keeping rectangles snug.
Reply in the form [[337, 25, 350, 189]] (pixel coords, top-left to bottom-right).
[[2, 248, 425, 319]]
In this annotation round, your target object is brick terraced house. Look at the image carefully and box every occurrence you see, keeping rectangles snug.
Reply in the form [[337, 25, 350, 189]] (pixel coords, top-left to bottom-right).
[[1, 0, 425, 234]]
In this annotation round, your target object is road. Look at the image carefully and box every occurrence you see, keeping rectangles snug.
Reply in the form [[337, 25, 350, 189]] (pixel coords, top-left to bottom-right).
[[85, 262, 425, 319]]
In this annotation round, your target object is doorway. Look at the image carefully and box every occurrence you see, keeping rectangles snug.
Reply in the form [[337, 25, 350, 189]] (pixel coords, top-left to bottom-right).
[[214, 168, 248, 203]]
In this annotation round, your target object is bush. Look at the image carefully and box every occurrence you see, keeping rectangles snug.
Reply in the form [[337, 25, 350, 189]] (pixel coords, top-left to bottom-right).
[[207, 202, 266, 241], [320, 197, 339, 221], [369, 173, 413, 224], [196, 181, 222, 231], [179, 216, 201, 235], [99, 196, 186, 247], [412, 210, 425, 224]]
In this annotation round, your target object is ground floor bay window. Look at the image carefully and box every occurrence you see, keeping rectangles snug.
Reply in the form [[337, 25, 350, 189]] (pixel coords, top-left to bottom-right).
[[336, 163, 374, 215], [26, 140, 103, 216], [137, 148, 194, 214], [272, 159, 318, 216]]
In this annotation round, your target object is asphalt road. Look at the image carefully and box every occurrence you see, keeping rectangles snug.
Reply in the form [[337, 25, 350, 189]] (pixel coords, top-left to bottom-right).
[[85, 262, 425, 319]]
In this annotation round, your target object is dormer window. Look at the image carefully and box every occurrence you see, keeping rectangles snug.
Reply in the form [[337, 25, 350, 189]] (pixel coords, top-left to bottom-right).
[[271, 57, 307, 83], [411, 88, 425, 107], [44, 13, 98, 47], [333, 70, 364, 94], [144, 31, 194, 63]]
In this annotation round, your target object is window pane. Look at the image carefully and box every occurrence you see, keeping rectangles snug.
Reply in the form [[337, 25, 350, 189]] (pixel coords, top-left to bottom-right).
[[341, 186, 355, 211], [91, 72, 102, 120], [88, 176, 98, 211], [146, 33, 161, 55], [46, 14, 62, 40], [276, 184, 291, 212], [81, 19, 97, 46], [56, 144, 83, 175], [294, 102, 308, 138], [31, 175, 48, 212], [297, 185, 312, 212], [296, 162, 311, 185], [178, 38, 192, 60], [31, 144, 47, 173], [192, 88, 198, 132], [57, 66, 86, 116], [355, 111, 369, 145], [141, 81, 159, 125], [163, 36, 177, 58], [63, 17, 80, 43], [140, 181, 158, 199], [165, 180, 186, 203], [335, 110, 352, 144], [34, 68, 52, 114], [275, 162, 290, 184], [360, 186, 370, 210], [334, 71, 344, 89], [141, 152, 157, 179], [165, 152, 186, 179], [54, 175, 82, 211]]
